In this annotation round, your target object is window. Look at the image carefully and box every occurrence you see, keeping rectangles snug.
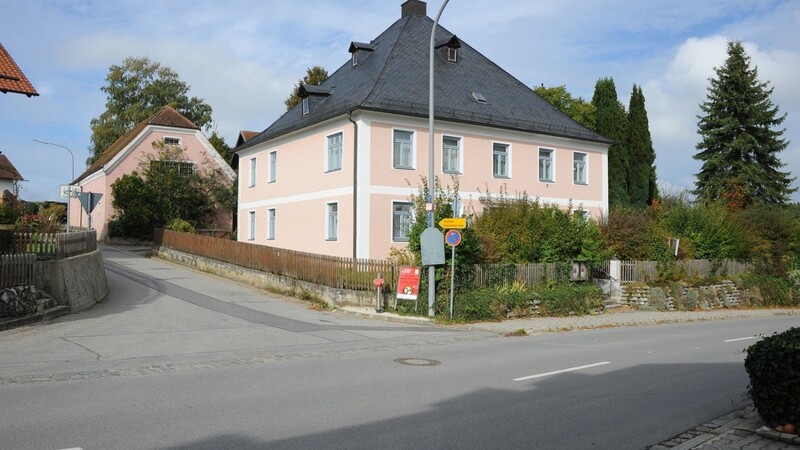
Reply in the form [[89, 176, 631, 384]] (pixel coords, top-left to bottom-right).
[[327, 133, 343, 172], [393, 130, 414, 169], [248, 211, 255, 241], [442, 136, 461, 174], [326, 203, 338, 240], [248, 157, 256, 187], [150, 160, 195, 176], [164, 136, 181, 146], [539, 148, 554, 182], [573, 152, 587, 184], [267, 209, 276, 240], [392, 202, 413, 242], [352, 51, 359, 67], [302, 97, 309, 116], [493, 143, 509, 178], [447, 47, 458, 62], [269, 151, 277, 183]]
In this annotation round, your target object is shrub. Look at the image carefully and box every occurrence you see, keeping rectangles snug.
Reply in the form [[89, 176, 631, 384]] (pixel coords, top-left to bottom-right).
[[738, 274, 799, 307], [536, 283, 604, 316], [164, 218, 196, 233], [744, 327, 800, 427]]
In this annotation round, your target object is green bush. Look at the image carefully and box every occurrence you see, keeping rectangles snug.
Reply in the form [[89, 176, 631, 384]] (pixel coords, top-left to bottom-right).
[[536, 283, 604, 316], [738, 274, 799, 307], [164, 218, 196, 233], [744, 327, 800, 426]]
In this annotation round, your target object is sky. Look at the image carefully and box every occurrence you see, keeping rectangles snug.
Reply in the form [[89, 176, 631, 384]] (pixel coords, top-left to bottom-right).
[[1, 0, 799, 203]]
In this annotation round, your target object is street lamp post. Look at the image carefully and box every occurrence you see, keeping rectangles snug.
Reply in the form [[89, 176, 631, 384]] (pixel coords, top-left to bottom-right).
[[33, 139, 75, 233], [427, 0, 450, 317]]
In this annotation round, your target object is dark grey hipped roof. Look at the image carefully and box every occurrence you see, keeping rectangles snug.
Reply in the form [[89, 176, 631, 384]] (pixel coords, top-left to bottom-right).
[[236, 12, 609, 153]]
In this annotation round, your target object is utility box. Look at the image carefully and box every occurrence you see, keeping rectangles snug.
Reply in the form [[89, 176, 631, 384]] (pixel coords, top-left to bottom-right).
[[570, 261, 588, 281]]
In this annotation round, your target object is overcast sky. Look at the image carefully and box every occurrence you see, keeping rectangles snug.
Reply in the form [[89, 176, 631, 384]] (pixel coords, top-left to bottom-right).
[[1, 0, 798, 203]]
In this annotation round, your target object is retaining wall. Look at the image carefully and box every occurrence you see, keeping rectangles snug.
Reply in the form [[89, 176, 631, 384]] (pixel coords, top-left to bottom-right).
[[621, 281, 741, 310], [153, 246, 379, 308], [34, 250, 108, 312]]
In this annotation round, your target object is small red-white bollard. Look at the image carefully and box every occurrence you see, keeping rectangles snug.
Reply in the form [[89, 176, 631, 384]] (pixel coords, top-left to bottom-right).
[[373, 274, 384, 313]]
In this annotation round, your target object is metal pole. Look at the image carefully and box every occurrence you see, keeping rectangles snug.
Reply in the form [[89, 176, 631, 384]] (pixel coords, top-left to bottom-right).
[[449, 244, 455, 319], [33, 139, 75, 233], [428, 0, 450, 318]]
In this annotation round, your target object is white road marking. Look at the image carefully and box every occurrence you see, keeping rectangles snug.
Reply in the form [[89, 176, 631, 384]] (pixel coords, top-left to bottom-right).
[[513, 361, 611, 382], [724, 336, 758, 343]]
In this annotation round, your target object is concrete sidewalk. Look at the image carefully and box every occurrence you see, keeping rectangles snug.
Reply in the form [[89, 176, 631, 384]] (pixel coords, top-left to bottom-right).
[[336, 305, 800, 449]]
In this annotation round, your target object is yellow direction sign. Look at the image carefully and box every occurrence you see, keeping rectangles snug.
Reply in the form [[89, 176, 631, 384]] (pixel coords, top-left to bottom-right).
[[438, 217, 466, 229]]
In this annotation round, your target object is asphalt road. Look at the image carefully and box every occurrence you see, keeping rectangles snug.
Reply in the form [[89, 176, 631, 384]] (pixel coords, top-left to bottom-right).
[[0, 246, 796, 449]]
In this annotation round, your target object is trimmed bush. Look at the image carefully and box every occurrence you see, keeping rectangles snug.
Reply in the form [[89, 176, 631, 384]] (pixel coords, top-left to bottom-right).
[[744, 327, 800, 426], [164, 218, 196, 233]]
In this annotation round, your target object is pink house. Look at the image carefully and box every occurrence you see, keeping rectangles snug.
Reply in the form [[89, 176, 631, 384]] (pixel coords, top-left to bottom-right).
[[70, 106, 236, 239], [234, 0, 610, 260]]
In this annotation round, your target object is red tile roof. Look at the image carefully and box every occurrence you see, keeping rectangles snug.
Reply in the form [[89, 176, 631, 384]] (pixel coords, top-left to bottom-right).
[[0, 43, 38, 97], [0, 152, 23, 181], [73, 106, 199, 183]]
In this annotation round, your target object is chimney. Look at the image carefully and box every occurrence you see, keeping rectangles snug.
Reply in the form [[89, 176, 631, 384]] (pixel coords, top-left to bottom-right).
[[401, 0, 427, 17]]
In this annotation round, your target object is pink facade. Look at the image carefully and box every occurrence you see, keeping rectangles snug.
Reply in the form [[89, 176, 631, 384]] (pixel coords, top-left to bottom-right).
[[238, 112, 608, 260], [70, 126, 235, 240]]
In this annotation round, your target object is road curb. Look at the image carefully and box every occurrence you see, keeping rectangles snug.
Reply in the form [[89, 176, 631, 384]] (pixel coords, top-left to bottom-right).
[[0, 305, 71, 332]]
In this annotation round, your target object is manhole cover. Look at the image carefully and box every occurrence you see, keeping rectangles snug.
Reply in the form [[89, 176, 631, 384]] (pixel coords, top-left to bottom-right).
[[394, 358, 440, 367]]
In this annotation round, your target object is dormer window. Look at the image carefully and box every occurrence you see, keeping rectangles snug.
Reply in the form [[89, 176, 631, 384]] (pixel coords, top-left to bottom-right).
[[435, 35, 462, 64], [447, 47, 458, 63], [302, 97, 309, 116], [298, 84, 331, 116], [349, 41, 375, 68]]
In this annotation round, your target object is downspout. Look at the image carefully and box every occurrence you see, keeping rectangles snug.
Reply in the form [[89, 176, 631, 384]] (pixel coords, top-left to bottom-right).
[[348, 111, 358, 260]]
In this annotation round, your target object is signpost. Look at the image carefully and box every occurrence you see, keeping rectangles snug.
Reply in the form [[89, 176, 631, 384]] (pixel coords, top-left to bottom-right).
[[77, 192, 102, 230], [443, 225, 463, 319], [439, 217, 466, 229]]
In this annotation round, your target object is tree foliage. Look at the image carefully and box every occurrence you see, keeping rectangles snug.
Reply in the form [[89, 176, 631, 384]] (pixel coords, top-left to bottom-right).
[[284, 66, 329, 111], [108, 143, 235, 239], [694, 41, 795, 206], [207, 130, 233, 163], [533, 85, 596, 130], [592, 77, 630, 207], [88, 57, 213, 165], [626, 84, 658, 206]]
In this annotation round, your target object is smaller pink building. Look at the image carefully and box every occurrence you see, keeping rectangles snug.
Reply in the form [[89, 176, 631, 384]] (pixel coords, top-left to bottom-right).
[[70, 106, 235, 240]]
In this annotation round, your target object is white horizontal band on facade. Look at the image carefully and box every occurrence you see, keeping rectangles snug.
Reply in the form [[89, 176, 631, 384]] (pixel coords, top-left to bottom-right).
[[240, 187, 354, 209]]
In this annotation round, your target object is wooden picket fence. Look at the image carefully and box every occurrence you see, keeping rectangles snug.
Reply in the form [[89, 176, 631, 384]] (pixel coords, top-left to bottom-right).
[[154, 229, 398, 291], [0, 230, 97, 287], [619, 259, 751, 283]]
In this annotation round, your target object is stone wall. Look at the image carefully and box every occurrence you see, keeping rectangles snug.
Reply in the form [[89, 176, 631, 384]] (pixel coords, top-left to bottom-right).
[[153, 246, 378, 308], [621, 281, 742, 310]]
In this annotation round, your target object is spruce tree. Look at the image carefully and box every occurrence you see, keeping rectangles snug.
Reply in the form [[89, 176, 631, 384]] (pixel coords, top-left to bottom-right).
[[694, 41, 795, 206], [592, 77, 629, 207], [626, 85, 658, 206]]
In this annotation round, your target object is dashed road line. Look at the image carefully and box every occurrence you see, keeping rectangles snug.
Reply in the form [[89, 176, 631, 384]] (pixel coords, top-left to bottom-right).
[[723, 336, 757, 343], [513, 361, 611, 382]]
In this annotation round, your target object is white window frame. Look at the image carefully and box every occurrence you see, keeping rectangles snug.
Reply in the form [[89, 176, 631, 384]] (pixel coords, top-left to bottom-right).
[[248, 157, 256, 188], [326, 202, 338, 241], [392, 201, 414, 242], [492, 142, 510, 178], [442, 135, 462, 174], [268, 151, 277, 183], [267, 208, 276, 240], [326, 132, 343, 173], [446, 47, 458, 63], [392, 129, 415, 170], [163, 136, 181, 146], [302, 97, 309, 116], [352, 51, 359, 67], [247, 211, 256, 241], [539, 148, 555, 183], [573, 152, 588, 185]]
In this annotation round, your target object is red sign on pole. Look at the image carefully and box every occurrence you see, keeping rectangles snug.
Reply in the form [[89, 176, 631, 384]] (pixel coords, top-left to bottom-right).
[[445, 229, 462, 247], [397, 266, 421, 300]]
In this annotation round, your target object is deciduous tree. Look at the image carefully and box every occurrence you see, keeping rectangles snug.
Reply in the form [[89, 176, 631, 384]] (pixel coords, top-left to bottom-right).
[[533, 85, 596, 130], [88, 57, 213, 165]]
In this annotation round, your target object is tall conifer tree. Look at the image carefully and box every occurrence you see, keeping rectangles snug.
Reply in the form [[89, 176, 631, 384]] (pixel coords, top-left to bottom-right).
[[592, 77, 629, 207], [626, 85, 658, 206], [694, 41, 795, 206]]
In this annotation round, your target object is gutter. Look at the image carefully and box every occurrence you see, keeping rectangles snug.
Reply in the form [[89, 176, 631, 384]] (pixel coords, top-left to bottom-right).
[[348, 111, 358, 260]]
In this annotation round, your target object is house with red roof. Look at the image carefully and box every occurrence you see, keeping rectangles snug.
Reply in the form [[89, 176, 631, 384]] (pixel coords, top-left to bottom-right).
[[0, 43, 38, 97], [234, 0, 610, 260], [70, 106, 236, 239]]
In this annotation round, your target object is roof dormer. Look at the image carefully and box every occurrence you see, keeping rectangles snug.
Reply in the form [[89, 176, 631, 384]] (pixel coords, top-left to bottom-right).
[[299, 84, 331, 116], [435, 35, 462, 63], [349, 41, 376, 67]]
